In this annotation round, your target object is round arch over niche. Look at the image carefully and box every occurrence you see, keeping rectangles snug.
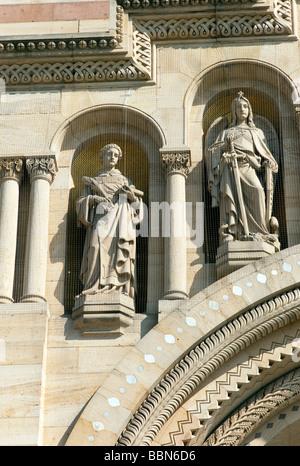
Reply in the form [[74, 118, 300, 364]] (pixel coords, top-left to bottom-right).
[[51, 104, 167, 166], [183, 59, 300, 137], [50, 104, 167, 313], [183, 59, 300, 273]]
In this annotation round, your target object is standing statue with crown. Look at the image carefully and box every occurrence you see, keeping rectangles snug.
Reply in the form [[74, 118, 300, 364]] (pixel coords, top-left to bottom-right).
[[205, 92, 280, 276]]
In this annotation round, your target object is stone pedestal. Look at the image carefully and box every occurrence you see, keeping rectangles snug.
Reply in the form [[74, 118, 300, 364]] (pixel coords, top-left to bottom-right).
[[216, 241, 276, 279], [72, 292, 135, 338]]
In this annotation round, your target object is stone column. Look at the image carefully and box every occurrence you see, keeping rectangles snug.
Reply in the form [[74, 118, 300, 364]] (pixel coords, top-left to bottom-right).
[[0, 158, 23, 303], [21, 156, 57, 303], [294, 106, 300, 131], [160, 148, 191, 300]]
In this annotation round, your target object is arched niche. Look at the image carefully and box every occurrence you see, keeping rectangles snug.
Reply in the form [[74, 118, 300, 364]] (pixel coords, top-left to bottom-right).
[[184, 59, 300, 289], [50, 104, 166, 315]]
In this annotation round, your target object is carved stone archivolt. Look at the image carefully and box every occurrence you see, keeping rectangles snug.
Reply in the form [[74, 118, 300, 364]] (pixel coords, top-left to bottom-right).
[[204, 368, 300, 446], [153, 325, 300, 445], [117, 287, 300, 446]]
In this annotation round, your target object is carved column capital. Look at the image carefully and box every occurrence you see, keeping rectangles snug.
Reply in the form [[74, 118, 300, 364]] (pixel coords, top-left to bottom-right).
[[22, 154, 57, 303], [0, 158, 23, 185], [26, 156, 57, 184], [160, 148, 191, 179]]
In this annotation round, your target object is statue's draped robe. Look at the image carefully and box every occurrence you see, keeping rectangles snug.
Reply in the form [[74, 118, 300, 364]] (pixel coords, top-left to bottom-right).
[[207, 125, 278, 241], [76, 168, 142, 298]]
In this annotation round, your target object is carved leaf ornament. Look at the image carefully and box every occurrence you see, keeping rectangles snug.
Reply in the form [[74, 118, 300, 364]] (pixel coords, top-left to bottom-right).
[[161, 151, 191, 177]]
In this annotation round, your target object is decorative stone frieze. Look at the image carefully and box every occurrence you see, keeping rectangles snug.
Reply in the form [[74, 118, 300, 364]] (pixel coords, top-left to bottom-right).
[[0, 0, 294, 88], [137, 11, 293, 41], [125, 0, 294, 42], [0, 19, 151, 88], [118, 0, 262, 8]]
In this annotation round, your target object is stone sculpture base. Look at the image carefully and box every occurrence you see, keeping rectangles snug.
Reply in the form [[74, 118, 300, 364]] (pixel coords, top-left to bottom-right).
[[72, 292, 135, 338], [216, 241, 276, 279]]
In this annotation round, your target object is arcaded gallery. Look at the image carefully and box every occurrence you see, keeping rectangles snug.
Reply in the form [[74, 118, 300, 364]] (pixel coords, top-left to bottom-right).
[[0, 0, 300, 447]]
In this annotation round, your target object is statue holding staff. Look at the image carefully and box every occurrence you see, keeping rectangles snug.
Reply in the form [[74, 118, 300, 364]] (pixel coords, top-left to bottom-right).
[[205, 92, 280, 250]]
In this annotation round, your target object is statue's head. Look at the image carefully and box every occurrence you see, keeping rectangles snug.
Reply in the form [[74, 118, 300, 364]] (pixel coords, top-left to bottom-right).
[[99, 143, 122, 166], [231, 91, 255, 127]]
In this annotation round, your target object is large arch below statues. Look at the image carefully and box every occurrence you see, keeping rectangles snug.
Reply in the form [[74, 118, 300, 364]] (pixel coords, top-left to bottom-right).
[[64, 243, 300, 446]]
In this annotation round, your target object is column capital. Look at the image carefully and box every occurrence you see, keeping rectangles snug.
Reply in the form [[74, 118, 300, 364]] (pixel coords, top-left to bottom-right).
[[160, 147, 191, 179], [0, 157, 23, 185], [26, 155, 57, 184]]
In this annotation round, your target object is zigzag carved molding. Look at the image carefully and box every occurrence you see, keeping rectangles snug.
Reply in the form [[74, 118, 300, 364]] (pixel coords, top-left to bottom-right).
[[117, 288, 300, 446], [204, 368, 300, 446], [156, 329, 300, 446]]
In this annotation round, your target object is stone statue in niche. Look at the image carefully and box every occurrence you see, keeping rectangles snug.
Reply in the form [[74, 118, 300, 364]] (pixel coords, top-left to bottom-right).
[[75, 143, 144, 300], [205, 92, 280, 252]]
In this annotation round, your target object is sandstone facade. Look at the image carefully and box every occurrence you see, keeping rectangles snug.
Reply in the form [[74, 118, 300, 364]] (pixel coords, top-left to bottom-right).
[[0, 0, 300, 446]]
